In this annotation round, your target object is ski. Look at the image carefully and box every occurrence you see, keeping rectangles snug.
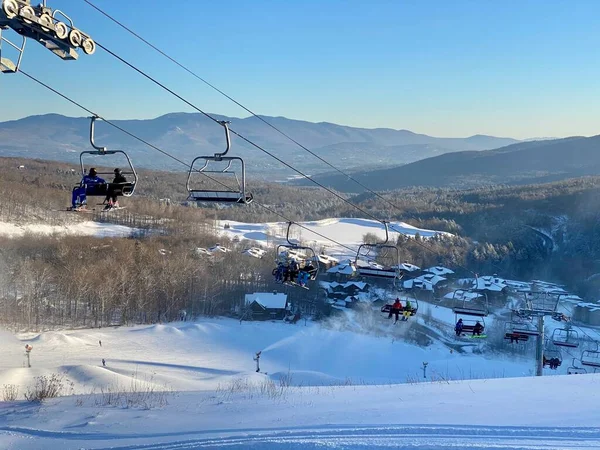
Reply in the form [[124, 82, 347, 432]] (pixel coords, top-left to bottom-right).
[[100, 206, 126, 213]]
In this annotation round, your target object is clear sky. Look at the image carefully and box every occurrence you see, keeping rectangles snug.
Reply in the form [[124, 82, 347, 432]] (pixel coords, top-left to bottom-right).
[[1, 0, 599, 139]]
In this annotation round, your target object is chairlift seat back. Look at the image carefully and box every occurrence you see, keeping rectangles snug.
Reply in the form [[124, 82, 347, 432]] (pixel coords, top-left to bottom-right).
[[186, 155, 252, 205], [79, 149, 138, 197]]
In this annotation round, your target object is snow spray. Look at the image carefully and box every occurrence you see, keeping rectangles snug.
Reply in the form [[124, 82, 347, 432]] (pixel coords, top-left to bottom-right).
[[261, 333, 303, 354]]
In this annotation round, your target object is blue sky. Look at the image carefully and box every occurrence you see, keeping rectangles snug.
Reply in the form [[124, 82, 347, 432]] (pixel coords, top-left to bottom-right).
[[1, 0, 599, 139]]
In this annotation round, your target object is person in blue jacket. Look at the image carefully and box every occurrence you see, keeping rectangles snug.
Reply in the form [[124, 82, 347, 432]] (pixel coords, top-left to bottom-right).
[[71, 168, 106, 210]]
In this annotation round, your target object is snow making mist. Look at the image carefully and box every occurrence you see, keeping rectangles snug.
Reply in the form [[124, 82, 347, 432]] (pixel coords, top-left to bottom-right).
[[261, 333, 303, 354]]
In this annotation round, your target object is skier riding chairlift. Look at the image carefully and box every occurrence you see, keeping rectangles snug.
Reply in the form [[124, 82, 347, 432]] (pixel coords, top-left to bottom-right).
[[70, 167, 106, 210]]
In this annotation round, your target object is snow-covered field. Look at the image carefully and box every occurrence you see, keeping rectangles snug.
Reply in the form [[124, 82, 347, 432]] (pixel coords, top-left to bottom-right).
[[0, 221, 138, 238], [1, 317, 597, 449], [217, 218, 448, 259]]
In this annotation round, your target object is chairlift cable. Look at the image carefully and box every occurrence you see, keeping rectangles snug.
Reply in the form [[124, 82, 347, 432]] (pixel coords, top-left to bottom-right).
[[81, 0, 524, 285], [82, 2, 529, 292], [82, 40, 511, 293], [92, 41, 385, 226], [18, 70, 359, 256], [80, 0, 411, 214]]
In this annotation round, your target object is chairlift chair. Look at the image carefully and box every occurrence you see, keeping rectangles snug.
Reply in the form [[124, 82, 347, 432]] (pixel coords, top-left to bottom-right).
[[186, 121, 253, 205], [380, 291, 419, 317], [543, 348, 562, 369], [503, 321, 534, 343], [0, 0, 95, 73], [451, 289, 489, 317], [519, 290, 561, 315], [551, 328, 579, 348], [581, 343, 600, 369], [273, 222, 319, 288], [354, 221, 401, 286], [567, 358, 587, 375], [455, 317, 486, 337], [76, 116, 138, 200]]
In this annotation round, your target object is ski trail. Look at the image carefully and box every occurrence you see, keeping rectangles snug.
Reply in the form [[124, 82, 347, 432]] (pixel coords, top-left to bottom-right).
[[2, 424, 599, 450]]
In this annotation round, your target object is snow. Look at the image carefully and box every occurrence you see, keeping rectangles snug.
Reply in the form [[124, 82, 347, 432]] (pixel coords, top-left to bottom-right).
[[444, 289, 484, 302], [245, 292, 288, 309], [394, 262, 421, 272], [425, 265, 455, 276], [403, 273, 446, 291], [0, 316, 598, 448], [242, 246, 267, 258], [0, 221, 138, 238], [217, 218, 449, 259], [327, 260, 356, 275]]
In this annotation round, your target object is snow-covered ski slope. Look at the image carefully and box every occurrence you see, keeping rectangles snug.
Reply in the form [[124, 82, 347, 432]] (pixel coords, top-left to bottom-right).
[[0, 221, 138, 238], [218, 218, 449, 259], [1, 318, 598, 449]]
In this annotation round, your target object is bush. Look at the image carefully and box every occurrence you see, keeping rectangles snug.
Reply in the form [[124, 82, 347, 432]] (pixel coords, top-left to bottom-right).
[[2, 384, 19, 401], [24, 374, 73, 402]]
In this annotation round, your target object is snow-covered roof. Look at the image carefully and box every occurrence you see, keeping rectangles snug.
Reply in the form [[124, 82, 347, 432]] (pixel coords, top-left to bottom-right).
[[245, 292, 288, 309], [280, 249, 308, 260], [242, 247, 266, 259], [403, 279, 433, 291], [319, 281, 368, 292], [209, 244, 230, 253], [316, 254, 339, 264], [444, 290, 483, 302], [327, 262, 355, 275], [195, 247, 213, 256], [393, 262, 421, 272], [403, 274, 446, 291], [356, 259, 384, 270], [470, 276, 508, 292], [576, 302, 600, 312], [425, 266, 455, 276]]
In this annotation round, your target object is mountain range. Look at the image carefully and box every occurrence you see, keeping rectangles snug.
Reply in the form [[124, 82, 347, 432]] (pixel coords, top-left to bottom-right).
[[0, 113, 519, 179], [293, 136, 600, 192]]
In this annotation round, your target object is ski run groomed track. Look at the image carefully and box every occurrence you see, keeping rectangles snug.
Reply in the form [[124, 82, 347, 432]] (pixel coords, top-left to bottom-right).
[[0, 319, 599, 449]]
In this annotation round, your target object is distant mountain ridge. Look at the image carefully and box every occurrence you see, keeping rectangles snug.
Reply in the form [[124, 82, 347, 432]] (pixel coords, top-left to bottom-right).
[[293, 135, 600, 192], [0, 113, 520, 178]]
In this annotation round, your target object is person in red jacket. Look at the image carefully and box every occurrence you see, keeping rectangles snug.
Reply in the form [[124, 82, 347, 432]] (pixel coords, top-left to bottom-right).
[[388, 298, 402, 323]]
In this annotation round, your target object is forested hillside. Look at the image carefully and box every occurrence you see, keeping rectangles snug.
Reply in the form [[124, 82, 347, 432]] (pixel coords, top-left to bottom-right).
[[2, 156, 600, 331], [297, 136, 600, 192]]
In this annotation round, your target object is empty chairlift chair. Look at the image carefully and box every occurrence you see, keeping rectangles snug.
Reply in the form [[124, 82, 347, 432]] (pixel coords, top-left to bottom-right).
[[551, 328, 579, 348], [451, 289, 489, 317], [354, 221, 401, 287], [186, 121, 253, 205], [581, 343, 600, 370], [76, 116, 137, 203], [567, 358, 587, 375]]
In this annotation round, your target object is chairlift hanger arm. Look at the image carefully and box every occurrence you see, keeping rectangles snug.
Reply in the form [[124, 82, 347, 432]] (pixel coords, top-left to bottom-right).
[[89, 115, 107, 152], [213, 120, 231, 159]]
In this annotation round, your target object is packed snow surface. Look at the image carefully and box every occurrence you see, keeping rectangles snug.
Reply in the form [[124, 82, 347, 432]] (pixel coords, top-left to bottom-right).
[[0, 221, 137, 238], [0, 318, 598, 449], [218, 218, 448, 258]]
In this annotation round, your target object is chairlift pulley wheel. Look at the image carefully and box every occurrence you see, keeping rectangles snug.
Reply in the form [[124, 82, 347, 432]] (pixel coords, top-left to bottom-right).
[[81, 37, 95, 55], [2, 0, 18, 19], [38, 13, 52, 32], [68, 28, 82, 47], [54, 21, 68, 39], [19, 4, 34, 24]]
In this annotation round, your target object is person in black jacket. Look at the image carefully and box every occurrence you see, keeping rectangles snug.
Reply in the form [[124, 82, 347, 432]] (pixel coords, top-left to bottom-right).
[[104, 168, 128, 210]]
